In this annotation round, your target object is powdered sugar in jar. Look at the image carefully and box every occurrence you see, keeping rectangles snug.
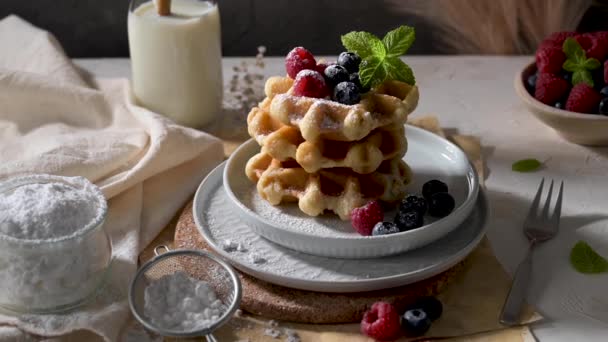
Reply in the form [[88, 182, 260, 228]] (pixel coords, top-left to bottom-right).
[[0, 174, 112, 313]]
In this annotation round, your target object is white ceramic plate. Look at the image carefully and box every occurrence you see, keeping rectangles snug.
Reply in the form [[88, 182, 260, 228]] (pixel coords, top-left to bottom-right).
[[222, 125, 479, 258], [193, 162, 487, 292]]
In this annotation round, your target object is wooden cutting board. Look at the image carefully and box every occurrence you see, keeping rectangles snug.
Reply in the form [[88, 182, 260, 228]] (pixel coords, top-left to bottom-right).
[[174, 202, 468, 323]]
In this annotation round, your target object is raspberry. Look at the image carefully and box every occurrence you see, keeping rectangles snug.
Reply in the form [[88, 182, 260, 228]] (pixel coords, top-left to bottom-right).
[[534, 73, 569, 105], [292, 70, 329, 98], [576, 34, 608, 61], [315, 62, 330, 74], [535, 46, 566, 74], [360, 302, 401, 341], [604, 60, 608, 84], [539, 31, 577, 50], [285, 47, 317, 79], [566, 83, 602, 114], [351, 200, 384, 236]]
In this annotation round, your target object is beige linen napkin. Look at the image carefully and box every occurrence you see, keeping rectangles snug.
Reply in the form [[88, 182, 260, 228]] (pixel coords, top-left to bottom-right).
[[0, 15, 224, 341]]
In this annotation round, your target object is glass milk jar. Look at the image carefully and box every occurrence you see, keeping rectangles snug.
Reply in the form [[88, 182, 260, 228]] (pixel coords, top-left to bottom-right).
[[128, 0, 223, 128]]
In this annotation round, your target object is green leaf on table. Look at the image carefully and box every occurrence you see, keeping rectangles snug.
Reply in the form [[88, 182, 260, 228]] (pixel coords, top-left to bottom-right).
[[561, 38, 600, 87], [511, 158, 542, 172], [382, 25, 415, 57], [570, 241, 608, 274], [341, 31, 383, 59]]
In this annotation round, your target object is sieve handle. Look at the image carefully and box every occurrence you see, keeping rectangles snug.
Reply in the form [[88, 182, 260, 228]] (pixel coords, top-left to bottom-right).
[[153, 245, 170, 256], [206, 334, 218, 342]]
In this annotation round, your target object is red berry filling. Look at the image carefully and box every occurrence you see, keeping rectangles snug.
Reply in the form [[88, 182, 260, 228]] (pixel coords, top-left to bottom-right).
[[285, 47, 317, 79], [351, 200, 384, 236]]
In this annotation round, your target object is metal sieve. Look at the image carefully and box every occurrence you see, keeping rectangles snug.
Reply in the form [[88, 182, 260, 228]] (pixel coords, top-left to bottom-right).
[[129, 246, 241, 341]]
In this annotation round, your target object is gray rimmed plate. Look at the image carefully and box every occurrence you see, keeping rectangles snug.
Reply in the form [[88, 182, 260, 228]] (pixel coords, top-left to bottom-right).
[[222, 125, 479, 258], [193, 162, 487, 292]]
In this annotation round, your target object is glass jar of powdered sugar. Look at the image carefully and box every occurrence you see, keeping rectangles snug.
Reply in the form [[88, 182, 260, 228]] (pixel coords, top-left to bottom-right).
[[0, 174, 112, 313]]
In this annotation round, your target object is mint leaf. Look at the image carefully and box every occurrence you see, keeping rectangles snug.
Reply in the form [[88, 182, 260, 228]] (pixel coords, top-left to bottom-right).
[[570, 241, 608, 274], [563, 38, 586, 63], [382, 25, 415, 57], [369, 39, 387, 58], [562, 38, 598, 87], [384, 57, 415, 85], [563, 60, 579, 72], [341, 31, 383, 59], [511, 158, 542, 172], [343, 26, 416, 88], [584, 58, 601, 70], [359, 56, 387, 88], [572, 70, 594, 87]]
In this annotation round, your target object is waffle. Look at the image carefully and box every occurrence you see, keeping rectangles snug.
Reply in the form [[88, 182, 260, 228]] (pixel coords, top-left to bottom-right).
[[245, 152, 412, 220], [248, 106, 407, 173], [265, 77, 419, 142]]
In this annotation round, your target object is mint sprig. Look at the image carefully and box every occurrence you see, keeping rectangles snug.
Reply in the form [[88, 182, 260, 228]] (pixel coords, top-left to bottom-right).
[[570, 241, 608, 274], [562, 38, 601, 87], [341, 25, 416, 88]]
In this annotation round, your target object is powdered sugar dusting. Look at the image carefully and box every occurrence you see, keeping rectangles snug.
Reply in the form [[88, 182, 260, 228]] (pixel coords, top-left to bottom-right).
[[295, 69, 324, 82]]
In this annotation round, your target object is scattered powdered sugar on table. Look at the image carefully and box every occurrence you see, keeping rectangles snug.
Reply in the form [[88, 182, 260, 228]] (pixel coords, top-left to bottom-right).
[[0, 175, 111, 310], [144, 271, 225, 332], [262, 319, 301, 341], [0, 181, 102, 240]]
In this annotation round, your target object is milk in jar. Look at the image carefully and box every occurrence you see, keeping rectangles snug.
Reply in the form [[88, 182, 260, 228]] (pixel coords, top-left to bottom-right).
[[128, 0, 222, 128]]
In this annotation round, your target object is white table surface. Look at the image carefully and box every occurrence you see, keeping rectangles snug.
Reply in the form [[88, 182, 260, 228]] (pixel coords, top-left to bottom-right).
[[75, 56, 608, 341]]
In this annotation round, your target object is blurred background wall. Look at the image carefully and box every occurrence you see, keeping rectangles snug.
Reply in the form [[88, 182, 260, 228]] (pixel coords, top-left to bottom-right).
[[0, 0, 606, 57]]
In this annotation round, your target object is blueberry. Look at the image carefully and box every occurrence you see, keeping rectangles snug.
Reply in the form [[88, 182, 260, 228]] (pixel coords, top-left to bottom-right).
[[428, 192, 455, 218], [333, 81, 361, 105], [600, 86, 608, 98], [337, 52, 361, 73], [349, 72, 370, 93], [398, 195, 427, 216], [406, 297, 443, 321], [394, 211, 423, 231], [422, 180, 448, 200], [560, 70, 572, 85], [323, 64, 349, 87], [400, 309, 432, 336], [526, 73, 538, 93], [554, 101, 564, 109], [600, 98, 608, 115], [371, 221, 400, 236]]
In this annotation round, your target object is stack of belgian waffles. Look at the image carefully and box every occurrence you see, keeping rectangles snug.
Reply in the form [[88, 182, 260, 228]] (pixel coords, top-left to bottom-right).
[[246, 76, 420, 220]]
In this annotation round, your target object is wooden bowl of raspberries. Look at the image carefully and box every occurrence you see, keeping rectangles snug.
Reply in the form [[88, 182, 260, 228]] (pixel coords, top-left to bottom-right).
[[515, 31, 608, 146]]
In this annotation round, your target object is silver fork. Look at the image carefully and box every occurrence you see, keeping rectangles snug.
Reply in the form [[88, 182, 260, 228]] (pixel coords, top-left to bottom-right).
[[500, 178, 564, 326]]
